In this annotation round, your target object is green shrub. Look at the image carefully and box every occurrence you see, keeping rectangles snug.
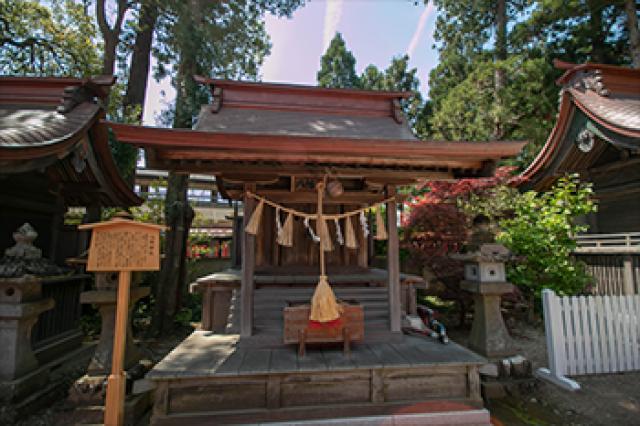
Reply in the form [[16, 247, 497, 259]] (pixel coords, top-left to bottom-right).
[[496, 175, 596, 298]]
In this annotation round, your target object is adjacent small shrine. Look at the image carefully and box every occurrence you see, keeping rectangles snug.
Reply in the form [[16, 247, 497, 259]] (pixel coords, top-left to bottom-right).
[[0, 76, 142, 421], [520, 61, 640, 233]]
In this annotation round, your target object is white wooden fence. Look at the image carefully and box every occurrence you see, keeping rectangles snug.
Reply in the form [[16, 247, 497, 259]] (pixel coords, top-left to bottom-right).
[[536, 289, 640, 391]]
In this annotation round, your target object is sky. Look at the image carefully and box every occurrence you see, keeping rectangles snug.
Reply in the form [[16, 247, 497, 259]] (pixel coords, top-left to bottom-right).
[[143, 0, 438, 126]]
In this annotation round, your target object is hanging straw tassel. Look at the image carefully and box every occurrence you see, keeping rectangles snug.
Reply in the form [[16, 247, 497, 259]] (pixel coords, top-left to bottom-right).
[[344, 215, 358, 249], [374, 208, 388, 240], [277, 212, 294, 247], [316, 217, 333, 252], [244, 199, 264, 235], [334, 218, 344, 245], [309, 274, 342, 322]]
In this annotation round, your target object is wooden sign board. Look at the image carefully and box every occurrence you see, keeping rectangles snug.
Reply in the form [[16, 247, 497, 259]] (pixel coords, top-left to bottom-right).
[[79, 218, 165, 272]]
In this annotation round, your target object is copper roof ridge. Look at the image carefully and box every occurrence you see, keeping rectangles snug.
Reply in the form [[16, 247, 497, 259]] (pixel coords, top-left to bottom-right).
[[0, 75, 116, 107], [554, 59, 640, 86], [194, 75, 412, 99]]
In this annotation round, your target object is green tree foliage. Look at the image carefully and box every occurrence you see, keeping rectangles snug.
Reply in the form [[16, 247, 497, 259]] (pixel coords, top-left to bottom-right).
[[497, 175, 597, 298], [510, 0, 633, 65], [0, 0, 101, 76], [430, 56, 557, 162], [317, 36, 427, 137], [317, 33, 359, 89], [359, 55, 425, 136], [459, 175, 597, 300], [425, 0, 635, 166]]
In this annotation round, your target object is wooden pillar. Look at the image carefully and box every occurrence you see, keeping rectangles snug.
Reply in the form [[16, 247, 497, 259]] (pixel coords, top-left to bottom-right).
[[622, 255, 635, 295], [231, 201, 240, 268], [386, 185, 401, 333], [241, 184, 256, 337]]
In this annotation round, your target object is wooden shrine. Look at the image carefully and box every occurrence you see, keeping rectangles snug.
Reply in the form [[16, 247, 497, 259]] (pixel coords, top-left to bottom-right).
[[109, 78, 524, 424]]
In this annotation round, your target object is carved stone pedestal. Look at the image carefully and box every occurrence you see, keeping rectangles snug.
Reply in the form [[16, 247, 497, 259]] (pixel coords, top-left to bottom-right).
[[80, 272, 149, 375], [0, 276, 54, 401], [461, 280, 515, 358]]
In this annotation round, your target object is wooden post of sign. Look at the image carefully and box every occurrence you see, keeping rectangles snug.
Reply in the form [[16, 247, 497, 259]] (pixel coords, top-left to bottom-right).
[[79, 216, 165, 426], [104, 270, 130, 425]]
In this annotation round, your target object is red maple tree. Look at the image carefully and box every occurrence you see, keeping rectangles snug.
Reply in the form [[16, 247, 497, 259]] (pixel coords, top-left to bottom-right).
[[401, 167, 521, 325]]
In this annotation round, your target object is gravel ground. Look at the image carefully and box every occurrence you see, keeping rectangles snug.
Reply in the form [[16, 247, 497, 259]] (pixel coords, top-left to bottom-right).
[[450, 320, 640, 426]]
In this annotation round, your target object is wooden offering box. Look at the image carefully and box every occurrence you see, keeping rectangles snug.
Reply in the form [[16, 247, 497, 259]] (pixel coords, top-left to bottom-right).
[[283, 302, 364, 356]]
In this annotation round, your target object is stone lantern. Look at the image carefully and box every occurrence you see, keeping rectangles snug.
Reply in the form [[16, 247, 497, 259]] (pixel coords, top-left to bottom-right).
[[0, 224, 56, 401], [454, 216, 516, 358], [458, 244, 516, 358]]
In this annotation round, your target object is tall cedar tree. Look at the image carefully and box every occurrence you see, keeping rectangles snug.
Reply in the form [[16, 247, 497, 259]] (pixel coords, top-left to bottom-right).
[[317, 36, 426, 137], [359, 56, 426, 137], [426, 0, 636, 166], [151, 0, 304, 335], [317, 33, 359, 88]]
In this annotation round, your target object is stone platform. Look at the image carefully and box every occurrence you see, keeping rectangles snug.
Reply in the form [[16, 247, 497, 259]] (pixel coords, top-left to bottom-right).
[[146, 331, 486, 425]]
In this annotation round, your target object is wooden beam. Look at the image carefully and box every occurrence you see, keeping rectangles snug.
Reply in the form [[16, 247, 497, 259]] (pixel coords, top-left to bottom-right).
[[145, 160, 455, 181], [221, 173, 280, 185], [386, 185, 401, 333], [229, 189, 387, 205], [157, 149, 485, 170], [241, 184, 256, 337]]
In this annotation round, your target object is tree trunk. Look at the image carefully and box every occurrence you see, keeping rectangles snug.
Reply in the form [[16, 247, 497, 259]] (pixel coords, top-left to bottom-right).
[[96, 0, 128, 76], [123, 0, 159, 119], [150, 4, 198, 336], [101, 33, 118, 76], [588, 0, 606, 63], [527, 292, 535, 323], [624, 0, 640, 68], [493, 0, 507, 140], [151, 172, 190, 335]]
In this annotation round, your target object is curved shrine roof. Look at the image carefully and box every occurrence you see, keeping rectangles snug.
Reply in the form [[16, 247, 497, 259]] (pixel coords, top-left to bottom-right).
[[110, 77, 525, 181], [520, 61, 640, 190], [0, 76, 142, 207]]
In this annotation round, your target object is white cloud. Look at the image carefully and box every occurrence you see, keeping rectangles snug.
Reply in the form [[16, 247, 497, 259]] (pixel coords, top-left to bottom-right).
[[406, 3, 434, 59], [322, 0, 344, 51]]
